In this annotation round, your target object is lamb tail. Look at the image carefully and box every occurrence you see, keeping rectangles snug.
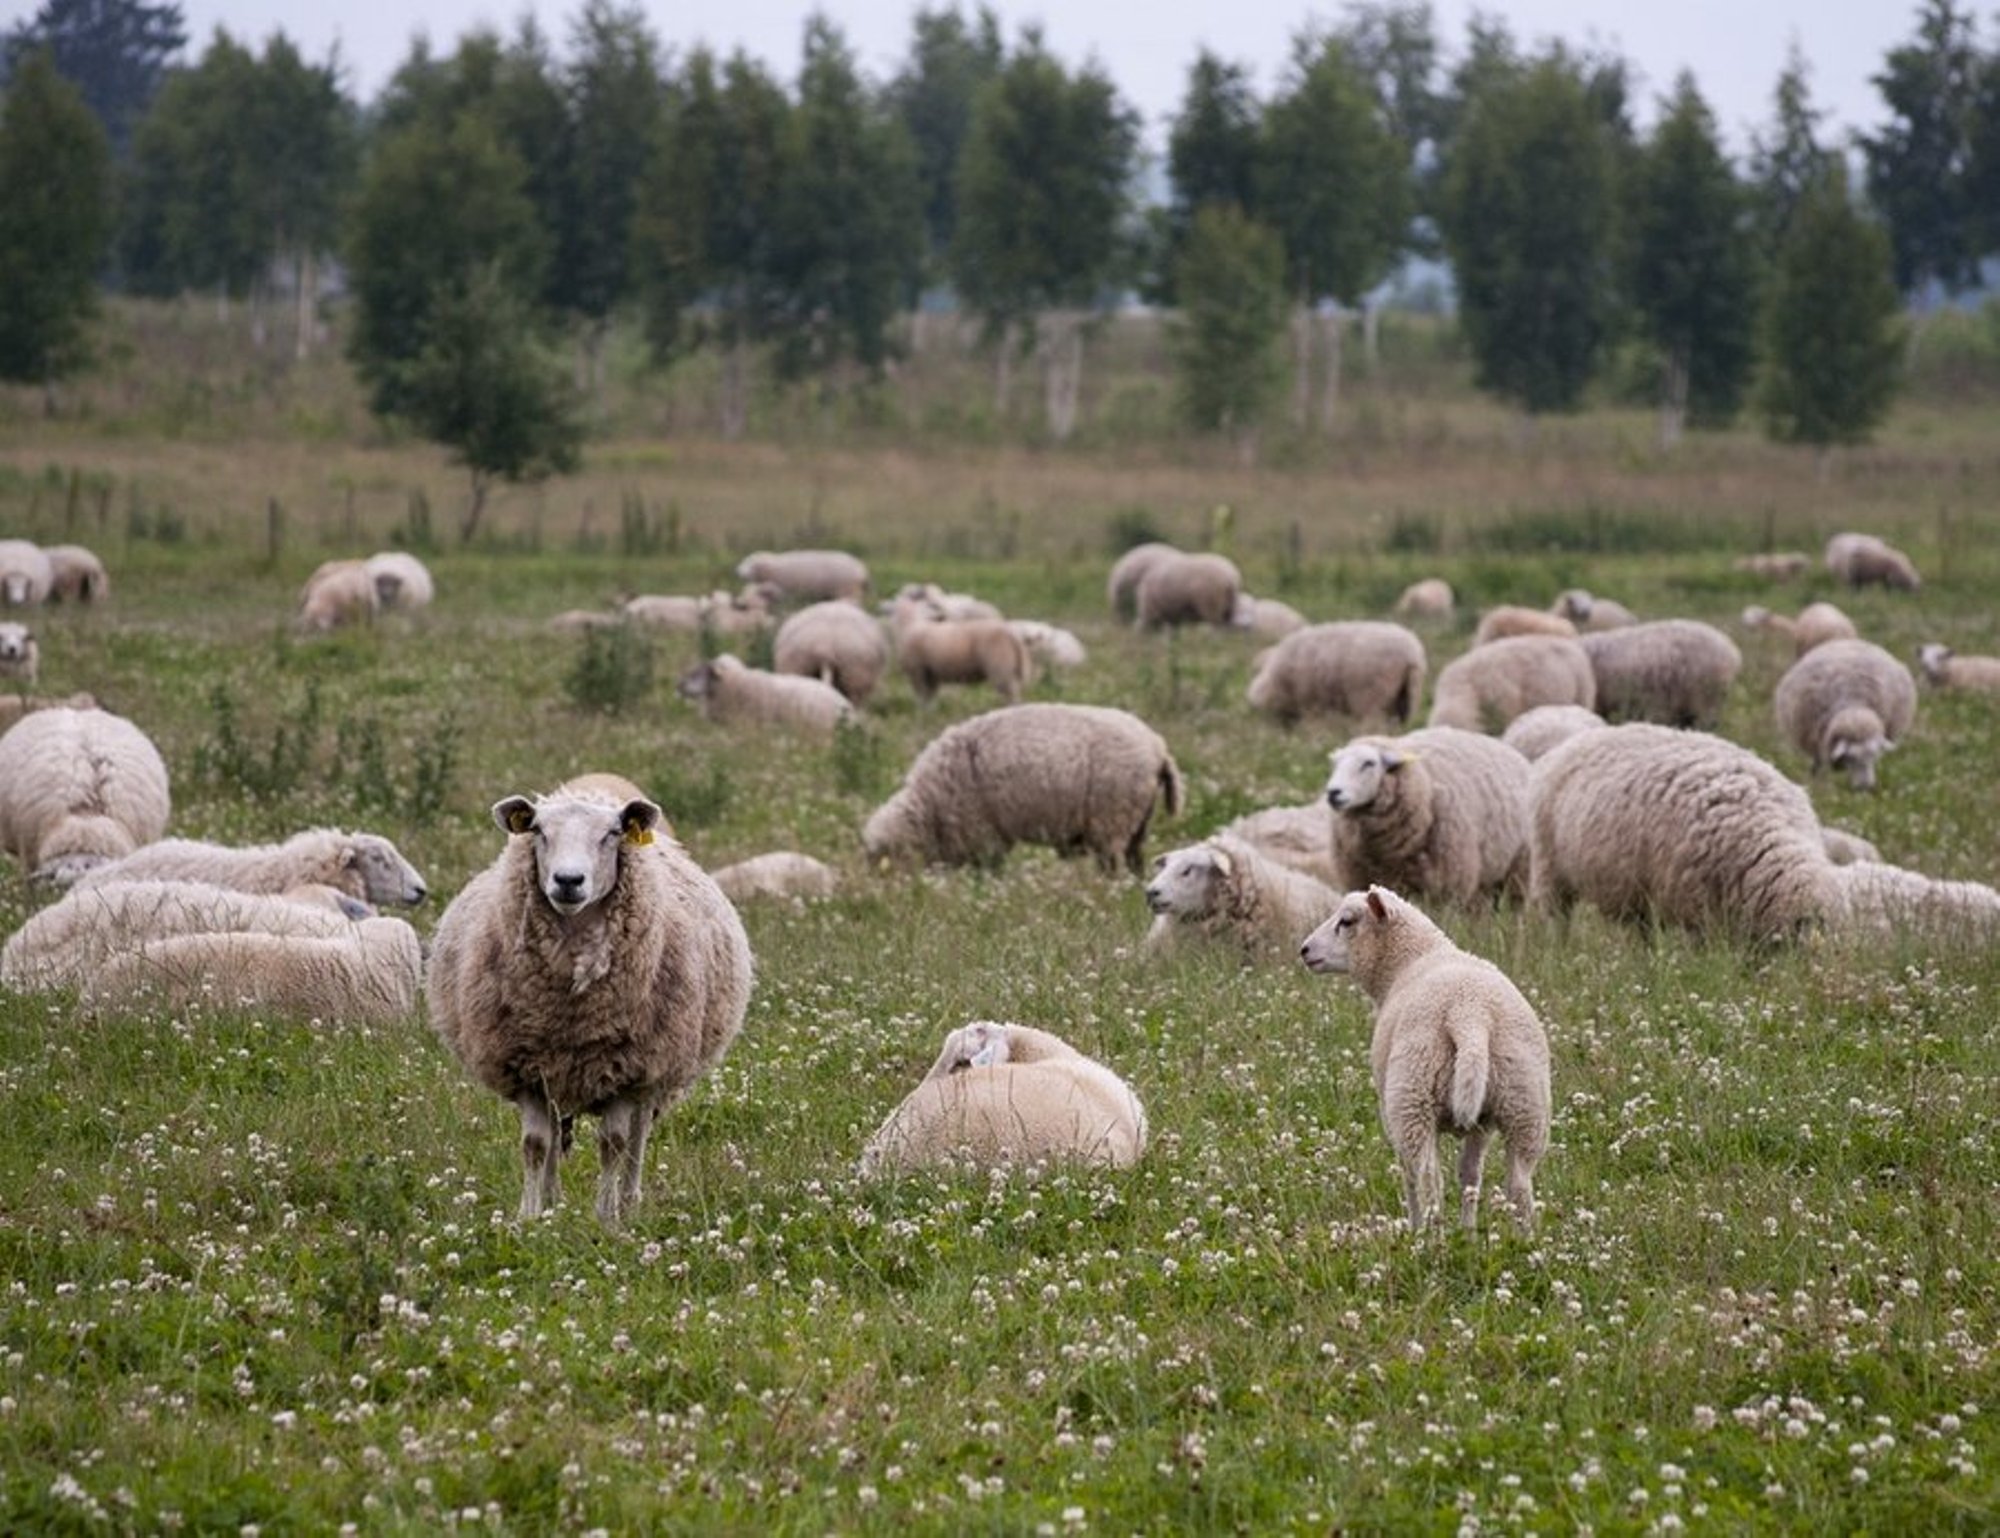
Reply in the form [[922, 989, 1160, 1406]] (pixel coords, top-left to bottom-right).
[[1159, 756, 1186, 819], [1448, 1011, 1490, 1130]]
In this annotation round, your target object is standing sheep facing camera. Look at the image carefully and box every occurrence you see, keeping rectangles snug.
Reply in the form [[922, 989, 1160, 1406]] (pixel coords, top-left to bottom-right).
[[1324, 727, 1532, 904], [864, 703, 1182, 874], [42, 544, 109, 603], [736, 548, 869, 604], [75, 828, 428, 906], [1135, 551, 1241, 630], [1143, 834, 1339, 959], [677, 654, 857, 737], [1579, 619, 1741, 728], [1427, 634, 1595, 733], [1773, 638, 1917, 791], [0, 707, 170, 885], [1247, 621, 1427, 726], [859, 1022, 1147, 1176], [0, 622, 37, 687], [0, 540, 53, 606], [773, 599, 891, 704], [1301, 886, 1550, 1230], [427, 777, 753, 1225], [1825, 532, 1920, 591], [363, 551, 434, 611]]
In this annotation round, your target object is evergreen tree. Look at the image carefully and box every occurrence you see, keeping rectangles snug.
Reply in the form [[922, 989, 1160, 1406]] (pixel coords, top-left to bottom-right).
[[1860, 0, 1982, 296], [0, 49, 112, 401], [1338, 3, 1444, 250], [1169, 204, 1288, 446], [887, 4, 1002, 284], [2, 0, 184, 159], [1969, 43, 2000, 258], [1747, 45, 1836, 260], [1158, 50, 1262, 301]]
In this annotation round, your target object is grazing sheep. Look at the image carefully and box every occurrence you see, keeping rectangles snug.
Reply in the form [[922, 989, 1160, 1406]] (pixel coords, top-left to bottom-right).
[[1578, 620, 1742, 728], [858, 1021, 1147, 1177], [1551, 588, 1636, 631], [1143, 834, 1339, 959], [0, 622, 37, 687], [1916, 642, 2000, 693], [0, 539, 53, 606], [363, 551, 434, 611], [1427, 634, 1596, 733], [1231, 593, 1308, 637], [1740, 601, 1857, 658], [1246, 621, 1428, 726], [1773, 638, 1917, 791], [890, 581, 1003, 622], [773, 599, 891, 705], [298, 559, 380, 632], [75, 828, 428, 906], [427, 778, 754, 1225], [0, 690, 96, 730], [1217, 799, 1336, 880], [0, 707, 170, 885], [1300, 886, 1550, 1230], [1527, 723, 1835, 941], [1473, 606, 1577, 647], [864, 703, 1182, 875], [710, 851, 840, 902], [1324, 728, 1532, 905], [548, 608, 625, 634], [625, 588, 774, 634], [1393, 578, 1455, 622], [1008, 619, 1087, 669], [42, 544, 109, 603], [1733, 551, 1811, 580], [1825, 531, 1921, 591], [888, 592, 1033, 705], [1107, 541, 1180, 620], [1820, 826, 1881, 866], [736, 548, 869, 604], [1134, 551, 1241, 630], [677, 654, 857, 737], [82, 917, 423, 1026], [1500, 704, 1607, 762]]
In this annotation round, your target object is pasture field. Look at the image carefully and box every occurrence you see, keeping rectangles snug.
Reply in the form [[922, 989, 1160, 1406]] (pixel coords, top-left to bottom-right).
[[0, 310, 1997, 1532]]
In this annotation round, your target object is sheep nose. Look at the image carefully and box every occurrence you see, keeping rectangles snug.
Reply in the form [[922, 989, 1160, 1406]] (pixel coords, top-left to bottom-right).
[[1325, 788, 1345, 809], [409, 882, 428, 903], [551, 871, 587, 899]]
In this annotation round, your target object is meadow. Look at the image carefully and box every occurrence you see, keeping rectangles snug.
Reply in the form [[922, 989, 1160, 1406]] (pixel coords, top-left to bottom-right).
[[0, 303, 1996, 1532]]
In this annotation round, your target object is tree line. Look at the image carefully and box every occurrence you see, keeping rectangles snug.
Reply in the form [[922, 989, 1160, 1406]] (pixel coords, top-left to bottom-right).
[[0, 0, 1994, 522]]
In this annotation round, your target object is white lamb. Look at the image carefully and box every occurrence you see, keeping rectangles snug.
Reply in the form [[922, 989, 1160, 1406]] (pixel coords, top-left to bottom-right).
[[1772, 638, 1917, 791], [858, 1022, 1147, 1176], [0, 539, 53, 606], [0, 706, 170, 884], [426, 778, 753, 1225], [0, 622, 37, 687], [1915, 643, 2000, 693], [1301, 886, 1551, 1230], [1143, 835, 1340, 959], [677, 654, 857, 737], [710, 850, 840, 902], [364, 551, 434, 611], [74, 828, 428, 906]]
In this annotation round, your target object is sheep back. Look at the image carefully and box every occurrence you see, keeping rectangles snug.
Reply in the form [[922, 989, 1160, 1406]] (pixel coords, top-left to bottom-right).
[[773, 600, 890, 704], [1134, 552, 1241, 630], [1579, 620, 1741, 727], [84, 918, 422, 1026], [1328, 727, 1531, 904], [1427, 634, 1595, 732], [0, 707, 170, 882], [1107, 542, 1180, 619], [1247, 621, 1427, 725]]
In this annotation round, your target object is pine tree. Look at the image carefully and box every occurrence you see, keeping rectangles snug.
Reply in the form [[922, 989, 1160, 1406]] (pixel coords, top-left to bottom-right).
[[1159, 50, 1262, 300], [1860, 0, 1982, 297], [2, 0, 184, 160], [1747, 45, 1836, 261]]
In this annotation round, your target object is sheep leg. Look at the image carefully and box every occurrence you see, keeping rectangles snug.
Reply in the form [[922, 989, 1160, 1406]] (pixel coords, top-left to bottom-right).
[[594, 1096, 652, 1227], [1394, 1132, 1442, 1231], [516, 1097, 562, 1220], [1455, 1128, 1490, 1230], [619, 1099, 659, 1214], [1501, 1136, 1540, 1230]]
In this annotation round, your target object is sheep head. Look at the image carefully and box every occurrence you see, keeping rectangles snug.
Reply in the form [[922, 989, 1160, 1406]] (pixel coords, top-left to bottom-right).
[[1822, 706, 1892, 791], [1300, 887, 1384, 974], [1145, 843, 1230, 918], [1325, 741, 1408, 813], [347, 833, 428, 906], [494, 792, 663, 916], [926, 1021, 1013, 1078], [1915, 643, 1952, 685]]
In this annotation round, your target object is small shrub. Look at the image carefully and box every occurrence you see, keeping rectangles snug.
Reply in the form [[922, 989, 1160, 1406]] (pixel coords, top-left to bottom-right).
[[564, 622, 654, 714], [1106, 505, 1166, 554], [191, 681, 322, 801], [831, 716, 892, 800], [651, 758, 731, 829]]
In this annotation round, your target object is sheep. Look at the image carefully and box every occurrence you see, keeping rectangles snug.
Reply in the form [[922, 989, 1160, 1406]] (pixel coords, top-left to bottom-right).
[[1324, 727, 1532, 905], [858, 1021, 1147, 1177], [426, 777, 754, 1225], [1393, 578, 1455, 622], [1499, 704, 1606, 762], [677, 654, 857, 737], [1426, 634, 1595, 733], [363, 551, 434, 611], [1733, 551, 1811, 580], [298, 559, 380, 632], [772, 599, 891, 705], [1578, 620, 1742, 728], [1107, 541, 1180, 620], [1134, 551, 1241, 630], [888, 596, 1033, 706], [1473, 606, 1577, 647], [1772, 638, 1917, 791], [0, 539, 53, 606], [1825, 531, 1920, 592], [1916, 642, 2000, 693], [74, 828, 428, 906], [42, 544, 109, 603], [0, 690, 96, 730], [0, 622, 37, 687], [735, 548, 869, 604], [624, 588, 774, 634], [1300, 886, 1550, 1230], [1007, 619, 1087, 669], [1142, 834, 1340, 959], [864, 703, 1182, 875], [82, 917, 423, 1026], [1740, 601, 1857, 658], [705, 586, 779, 635], [1230, 593, 1307, 638], [1246, 621, 1428, 727], [2, 879, 372, 991], [710, 851, 839, 903], [548, 608, 625, 634], [0, 706, 170, 885], [890, 581, 1003, 622], [1526, 723, 1837, 941], [1551, 588, 1636, 630], [1828, 860, 2000, 939], [1217, 799, 1336, 880]]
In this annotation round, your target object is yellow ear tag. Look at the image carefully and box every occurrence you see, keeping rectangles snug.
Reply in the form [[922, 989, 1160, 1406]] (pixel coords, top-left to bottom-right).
[[624, 826, 655, 847]]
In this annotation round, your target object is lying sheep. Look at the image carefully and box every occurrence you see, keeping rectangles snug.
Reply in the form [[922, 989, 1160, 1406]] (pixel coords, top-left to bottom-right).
[[0, 706, 170, 884], [1741, 601, 1857, 658], [736, 548, 869, 604], [1135, 551, 1241, 630], [710, 851, 840, 902], [0, 690, 96, 731], [75, 828, 428, 906], [1773, 638, 1917, 791], [1217, 799, 1335, 880], [0, 539, 53, 606], [1246, 621, 1427, 726], [1551, 589, 1636, 630], [0, 622, 37, 687], [1499, 704, 1606, 762], [1143, 835, 1339, 959], [1008, 619, 1087, 669], [1829, 860, 2000, 939], [1393, 578, 1454, 622], [1300, 886, 1550, 1230], [677, 654, 856, 737], [889, 593, 1033, 705], [1231, 593, 1307, 638], [864, 703, 1182, 875], [1734, 551, 1811, 580], [1916, 642, 2000, 693], [1473, 606, 1576, 647], [890, 581, 1002, 622], [1427, 634, 1595, 733], [1324, 728, 1532, 905], [363, 551, 434, 611], [625, 588, 774, 634], [1579, 620, 1741, 728], [1825, 531, 1920, 591], [1107, 541, 1180, 620], [83, 917, 423, 1026], [298, 559, 380, 632], [42, 544, 109, 603], [858, 1021, 1147, 1176], [427, 777, 753, 1225], [773, 599, 891, 704], [548, 608, 624, 634]]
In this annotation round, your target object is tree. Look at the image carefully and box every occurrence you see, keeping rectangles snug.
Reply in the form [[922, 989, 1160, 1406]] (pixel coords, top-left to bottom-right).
[[1626, 73, 1759, 443], [1860, 0, 1982, 297], [1338, 2, 1444, 255], [3, 0, 184, 159], [1758, 163, 1904, 466], [888, 4, 1002, 285], [1747, 44, 1837, 260], [1441, 52, 1619, 417], [1169, 205, 1288, 451], [1967, 40, 2000, 257], [1158, 50, 1262, 301], [0, 50, 113, 404]]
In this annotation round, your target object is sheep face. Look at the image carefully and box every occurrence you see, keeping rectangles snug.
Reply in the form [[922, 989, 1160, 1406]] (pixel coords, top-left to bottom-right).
[[1823, 710, 1892, 790], [1325, 743, 1405, 813], [1145, 844, 1229, 918], [1299, 888, 1380, 973], [0, 622, 31, 665], [371, 570, 405, 606], [676, 661, 719, 703], [493, 793, 663, 916], [926, 1021, 1012, 1078], [1554, 590, 1594, 623], [1, 572, 30, 605], [348, 834, 428, 905], [1916, 643, 1952, 684]]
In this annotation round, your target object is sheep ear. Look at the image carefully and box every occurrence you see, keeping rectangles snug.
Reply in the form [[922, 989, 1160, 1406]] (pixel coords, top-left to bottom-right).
[[493, 796, 537, 835], [620, 798, 664, 846], [1365, 888, 1388, 921], [1209, 846, 1233, 877], [1379, 748, 1404, 771]]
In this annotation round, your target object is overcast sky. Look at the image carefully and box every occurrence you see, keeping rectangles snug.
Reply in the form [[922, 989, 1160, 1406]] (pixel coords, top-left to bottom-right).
[[157, 0, 1925, 156]]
